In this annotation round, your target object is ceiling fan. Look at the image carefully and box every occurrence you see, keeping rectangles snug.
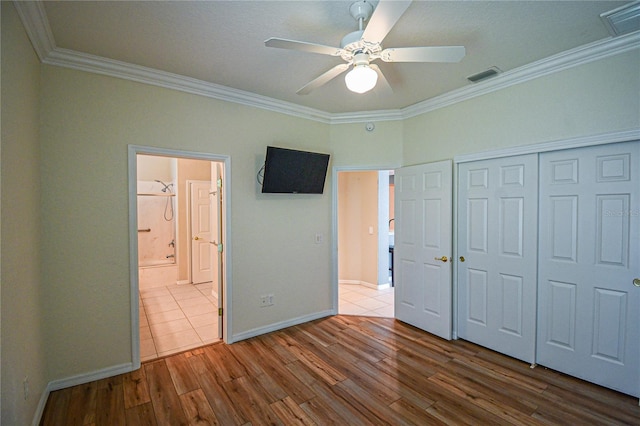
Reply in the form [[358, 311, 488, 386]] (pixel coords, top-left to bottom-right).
[[265, 0, 465, 95]]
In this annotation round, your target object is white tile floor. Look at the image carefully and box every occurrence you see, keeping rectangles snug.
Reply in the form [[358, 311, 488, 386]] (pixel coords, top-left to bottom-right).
[[139, 282, 219, 361], [338, 283, 394, 317]]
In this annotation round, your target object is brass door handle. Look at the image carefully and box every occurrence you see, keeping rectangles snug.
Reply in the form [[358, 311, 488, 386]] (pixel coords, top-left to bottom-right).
[[459, 256, 465, 262], [434, 256, 448, 262], [193, 236, 201, 241], [634, 278, 640, 287]]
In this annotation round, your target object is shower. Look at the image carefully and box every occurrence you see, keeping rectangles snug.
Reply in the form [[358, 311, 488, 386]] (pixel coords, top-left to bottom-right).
[[155, 179, 174, 221]]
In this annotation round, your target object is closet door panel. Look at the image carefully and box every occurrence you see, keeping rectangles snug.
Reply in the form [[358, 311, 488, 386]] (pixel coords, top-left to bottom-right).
[[457, 154, 538, 363], [538, 141, 639, 397]]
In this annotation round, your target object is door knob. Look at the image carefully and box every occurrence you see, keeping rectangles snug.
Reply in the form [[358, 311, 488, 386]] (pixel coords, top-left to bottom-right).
[[634, 278, 640, 287], [193, 236, 200, 241], [459, 256, 465, 262], [434, 256, 448, 262]]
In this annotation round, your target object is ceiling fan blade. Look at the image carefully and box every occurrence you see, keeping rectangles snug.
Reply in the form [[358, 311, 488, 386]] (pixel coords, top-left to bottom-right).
[[381, 46, 466, 63], [362, 0, 412, 44], [296, 63, 350, 95], [369, 64, 392, 95], [265, 37, 342, 56]]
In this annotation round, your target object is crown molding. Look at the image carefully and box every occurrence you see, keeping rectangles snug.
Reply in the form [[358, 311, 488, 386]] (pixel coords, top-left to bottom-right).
[[13, 0, 56, 61], [14, 0, 640, 124], [329, 109, 404, 124], [43, 48, 333, 124], [402, 30, 640, 120]]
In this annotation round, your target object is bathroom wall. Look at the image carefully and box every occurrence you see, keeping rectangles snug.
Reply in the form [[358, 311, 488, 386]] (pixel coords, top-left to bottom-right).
[[137, 156, 177, 267]]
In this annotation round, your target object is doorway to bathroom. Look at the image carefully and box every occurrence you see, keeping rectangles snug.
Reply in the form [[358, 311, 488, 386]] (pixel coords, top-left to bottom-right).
[[130, 147, 229, 363], [336, 169, 395, 317]]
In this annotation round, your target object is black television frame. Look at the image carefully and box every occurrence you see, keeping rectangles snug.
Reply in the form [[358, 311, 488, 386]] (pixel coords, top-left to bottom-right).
[[261, 146, 330, 194]]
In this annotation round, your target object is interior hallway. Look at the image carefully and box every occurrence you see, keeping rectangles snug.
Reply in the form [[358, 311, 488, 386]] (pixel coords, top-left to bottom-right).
[[339, 283, 394, 317]]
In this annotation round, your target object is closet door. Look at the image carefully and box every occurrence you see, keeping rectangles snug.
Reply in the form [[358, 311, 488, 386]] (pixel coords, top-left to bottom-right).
[[537, 141, 639, 397], [457, 154, 538, 363]]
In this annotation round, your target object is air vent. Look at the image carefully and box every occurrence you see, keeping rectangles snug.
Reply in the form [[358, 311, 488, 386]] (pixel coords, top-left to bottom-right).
[[601, 2, 640, 37], [467, 67, 501, 83]]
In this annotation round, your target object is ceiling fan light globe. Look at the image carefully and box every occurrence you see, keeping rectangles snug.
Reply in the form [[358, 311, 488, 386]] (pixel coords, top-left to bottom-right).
[[345, 65, 378, 94]]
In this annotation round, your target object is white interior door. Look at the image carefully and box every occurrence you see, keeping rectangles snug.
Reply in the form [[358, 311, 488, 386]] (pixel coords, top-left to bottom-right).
[[211, 163, 224, 339], [190, 181, 214, 284], [394, 160, 452, 340], [457, 154, 538, 363], [537, 141, 639, 397]]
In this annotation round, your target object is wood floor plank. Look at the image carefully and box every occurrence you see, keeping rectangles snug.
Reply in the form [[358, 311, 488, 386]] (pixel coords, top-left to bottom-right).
[[389, 398, 445, 426], [428, 371, 545, 426], [40, 388, 72, 426], [274, 330, 347, 385], [95, 378, 125, 426], [145, 360, 189, 426], [202, 343, 247, 383], [40, 316, 640, 426], [187, 352, 247, 425], [122, 366, 150, 409], [246, 339, 316, 404], [179, 388, 220, 425], [65, 381, 97, 425], [165, 353, 200, 395], [124, 402, 157, 426], [269, 396, 316, 425], [221, 375, 283, 426]]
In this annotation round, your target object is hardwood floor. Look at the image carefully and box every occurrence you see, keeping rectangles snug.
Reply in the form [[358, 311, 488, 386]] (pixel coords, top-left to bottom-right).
[[41, 315, 640, 425]]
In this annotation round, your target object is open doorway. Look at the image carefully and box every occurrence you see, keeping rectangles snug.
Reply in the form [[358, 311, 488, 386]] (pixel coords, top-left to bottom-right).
[[336, 169, 394, 317], [129, 147, 229, 364]]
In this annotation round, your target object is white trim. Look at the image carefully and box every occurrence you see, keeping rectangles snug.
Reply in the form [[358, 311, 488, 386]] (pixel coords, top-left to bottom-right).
[[402, 32, 640, 120], [177, 279, 191, 285], [32, 362, 134, 425], [454, 128, 640, 163], [331, 165, 400, 318], [338, 279, 390, 290], [128, 146, 233, 351], [13, 0, 55, 62], [44, 48, 333, 124], [15, 1, 640, 124], [231, 310, 334, 343]]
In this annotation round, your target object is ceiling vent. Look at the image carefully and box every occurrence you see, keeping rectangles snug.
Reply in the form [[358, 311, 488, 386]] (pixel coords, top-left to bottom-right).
[[601, 1, 640, 37], [467, 67, 502, 83]]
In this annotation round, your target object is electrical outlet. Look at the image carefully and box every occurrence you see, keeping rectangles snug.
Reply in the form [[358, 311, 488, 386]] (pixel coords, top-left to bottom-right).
[[23, 377, 29, 400], [259, 294, 274, 307], [315, 233, 323, 244]]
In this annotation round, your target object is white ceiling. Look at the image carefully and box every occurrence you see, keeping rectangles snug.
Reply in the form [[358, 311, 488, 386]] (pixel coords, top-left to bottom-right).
[[36, 1, 630, 114]]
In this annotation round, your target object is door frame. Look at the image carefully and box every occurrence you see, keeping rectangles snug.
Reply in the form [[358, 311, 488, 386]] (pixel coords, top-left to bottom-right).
[[331, 164, 400, 315], [128, 145, 233, 369]]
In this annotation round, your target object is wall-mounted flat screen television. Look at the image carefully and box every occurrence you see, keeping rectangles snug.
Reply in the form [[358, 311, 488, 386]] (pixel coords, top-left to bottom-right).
[[261, 146, 330, 194]]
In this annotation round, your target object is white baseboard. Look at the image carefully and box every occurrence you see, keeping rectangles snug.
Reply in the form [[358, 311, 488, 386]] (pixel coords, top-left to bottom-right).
[[32, 362, 135, 426], [339, 279, 390, 290], [230, 310, 333, 343], [177, 279, 191, 285]]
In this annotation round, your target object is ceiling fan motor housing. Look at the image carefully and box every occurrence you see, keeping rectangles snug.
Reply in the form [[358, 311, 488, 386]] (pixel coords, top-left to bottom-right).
[[349, 1, 374, 22]]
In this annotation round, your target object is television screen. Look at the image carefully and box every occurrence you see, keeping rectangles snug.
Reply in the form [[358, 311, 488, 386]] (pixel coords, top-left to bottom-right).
[[261, 146, 330, 194]]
